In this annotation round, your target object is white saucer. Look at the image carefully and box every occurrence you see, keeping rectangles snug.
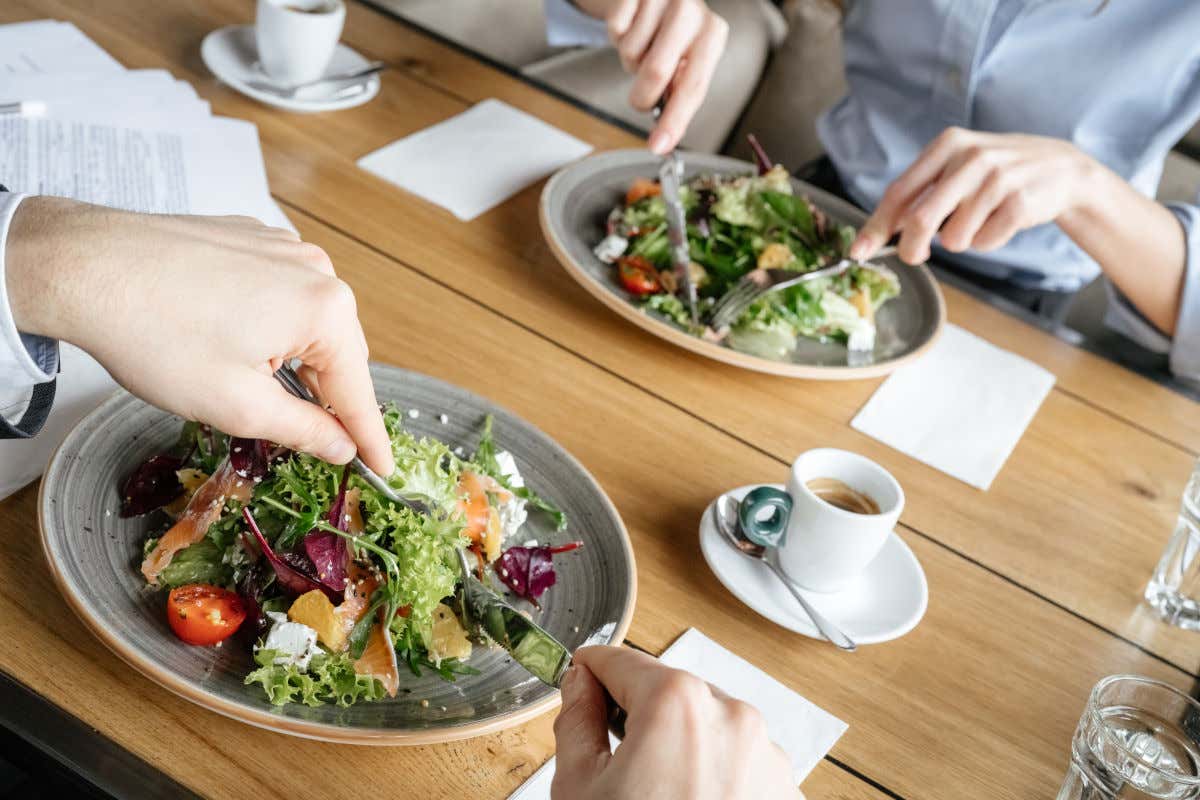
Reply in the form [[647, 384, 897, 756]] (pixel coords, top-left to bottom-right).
[[200, 25, 380, 113], [699, 485, 928, 645]]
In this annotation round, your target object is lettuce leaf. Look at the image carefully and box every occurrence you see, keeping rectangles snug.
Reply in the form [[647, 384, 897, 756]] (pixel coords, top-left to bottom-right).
[[381, 407, 459, 514], [155, 538, 233, 588], [245, 649, 385, 707]]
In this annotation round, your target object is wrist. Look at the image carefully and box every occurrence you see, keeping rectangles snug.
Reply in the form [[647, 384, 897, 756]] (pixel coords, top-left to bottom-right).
[[1057, 150, 1119, 232], [6, 196, 102, 344]]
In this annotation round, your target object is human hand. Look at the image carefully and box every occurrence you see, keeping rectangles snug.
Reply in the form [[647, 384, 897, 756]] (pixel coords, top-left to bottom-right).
[[6, 196, 394, 475], [850, 128, 1102, 265], [551, 645, 801, 800], [573, 0, 728, 154]]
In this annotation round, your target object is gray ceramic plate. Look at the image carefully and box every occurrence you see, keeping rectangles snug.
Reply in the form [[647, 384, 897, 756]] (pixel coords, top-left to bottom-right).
[[39, 364, 636, 745], [540, 149, 946, 379]]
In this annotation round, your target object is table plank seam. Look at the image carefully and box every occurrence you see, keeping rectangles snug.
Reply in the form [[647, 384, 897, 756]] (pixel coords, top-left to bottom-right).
[[276, 197, 1198, 682], [1051, 386, 1199, 458], [900, 524, 1200, 681]]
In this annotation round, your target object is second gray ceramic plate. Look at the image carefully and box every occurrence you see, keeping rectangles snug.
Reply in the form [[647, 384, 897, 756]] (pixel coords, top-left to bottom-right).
[[540, 149, 946, 379], [39, 364, 636, 744]]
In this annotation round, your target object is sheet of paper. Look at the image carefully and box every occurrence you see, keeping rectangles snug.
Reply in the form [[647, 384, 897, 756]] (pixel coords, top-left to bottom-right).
[[851, 323, 1056, 490], [509, 629, 848, 799], [0, 21, 123, 75], [0, 70, 210, 122], [0, 115, 279, 223], [358, 98, 592, 221]]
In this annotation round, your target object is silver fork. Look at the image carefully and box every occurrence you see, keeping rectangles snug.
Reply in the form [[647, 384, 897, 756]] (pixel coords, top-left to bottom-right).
[[272, 363, 430, 516], [708, 245, 898, 332]]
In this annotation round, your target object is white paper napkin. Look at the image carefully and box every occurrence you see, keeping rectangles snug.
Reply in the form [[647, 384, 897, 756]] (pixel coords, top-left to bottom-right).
[[0, 344, 118, 501], [508, 628, 848, 799], [851, 323, 1055, 490], [357, 98, 592, 221]]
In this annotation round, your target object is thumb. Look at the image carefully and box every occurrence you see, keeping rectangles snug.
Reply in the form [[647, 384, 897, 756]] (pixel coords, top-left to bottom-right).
[[551, 665, 612, 798], [220, 371, 357, 464]]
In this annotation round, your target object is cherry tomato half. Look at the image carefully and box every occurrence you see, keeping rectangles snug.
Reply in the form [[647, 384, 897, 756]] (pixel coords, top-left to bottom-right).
[[625, 177, 661, 206], [166, 584, 246, 646], [617, 255, 661, 296]]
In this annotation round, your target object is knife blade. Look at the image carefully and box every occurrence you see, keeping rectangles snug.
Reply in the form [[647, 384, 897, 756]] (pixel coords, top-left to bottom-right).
[[652, 100, 699, 328], [456, 549, 627, 737], [657, 153, 699, 327]]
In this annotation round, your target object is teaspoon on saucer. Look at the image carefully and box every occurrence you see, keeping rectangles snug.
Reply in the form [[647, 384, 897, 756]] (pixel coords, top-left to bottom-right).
[[713, 495, 857, 652]]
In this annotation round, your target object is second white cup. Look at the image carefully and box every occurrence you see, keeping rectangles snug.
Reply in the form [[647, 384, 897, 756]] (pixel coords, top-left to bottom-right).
[[255, 0, 345, 86], [739, 448, 904, 593]]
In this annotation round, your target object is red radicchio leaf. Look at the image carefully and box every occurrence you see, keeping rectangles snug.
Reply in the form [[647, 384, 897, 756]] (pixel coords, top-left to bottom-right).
[[303, 468, 351, 593], [119, 455, 185, 518], [229, 438, 272, 481], [242, 507, 340, 601], [493, 542, 583, 607], [237, 561, 272, 640], [746, 133, 773, 176]]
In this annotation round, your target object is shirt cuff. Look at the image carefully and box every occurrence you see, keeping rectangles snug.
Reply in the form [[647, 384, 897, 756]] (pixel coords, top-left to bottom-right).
[[1103, 203, 1200, 382], [0, 192, 59, 387], [544, 0, 610, 48]]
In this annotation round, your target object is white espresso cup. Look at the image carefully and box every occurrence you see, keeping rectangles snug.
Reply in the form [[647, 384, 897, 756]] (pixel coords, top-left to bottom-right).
[[738, 448, 904, 593], [255, 0, 345, 86]]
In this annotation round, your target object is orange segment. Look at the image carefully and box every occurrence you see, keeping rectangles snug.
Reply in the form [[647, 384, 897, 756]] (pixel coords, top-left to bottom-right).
[[287, 589, 347, 652], [163, 469, 209, 518], [455, 471, 491, 543]]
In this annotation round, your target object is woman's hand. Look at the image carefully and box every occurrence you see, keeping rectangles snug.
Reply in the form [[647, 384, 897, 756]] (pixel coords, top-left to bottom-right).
[[6, 196, 395, 475], [552, 645, 802, 800], [850, 128, 1102, 265], [573, 0, 728, 154]]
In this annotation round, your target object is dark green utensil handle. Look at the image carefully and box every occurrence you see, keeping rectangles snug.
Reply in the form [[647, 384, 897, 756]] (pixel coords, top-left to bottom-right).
[[738, 486, 793, 547]]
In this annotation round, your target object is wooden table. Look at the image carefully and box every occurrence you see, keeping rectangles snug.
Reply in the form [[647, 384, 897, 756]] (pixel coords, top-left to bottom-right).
[[2, 2, 1198, 798]]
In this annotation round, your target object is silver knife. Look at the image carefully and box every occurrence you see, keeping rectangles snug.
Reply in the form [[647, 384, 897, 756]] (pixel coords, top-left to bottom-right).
[[652, 103, 699, 327], [456, 549, 627, 738]]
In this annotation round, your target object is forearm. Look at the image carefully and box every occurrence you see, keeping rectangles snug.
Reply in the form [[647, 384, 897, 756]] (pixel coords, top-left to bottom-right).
[[1057, 163, 1186, 335]]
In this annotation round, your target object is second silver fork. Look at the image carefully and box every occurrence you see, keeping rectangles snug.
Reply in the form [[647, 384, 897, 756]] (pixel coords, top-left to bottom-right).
[[708, 245, 898, 332]]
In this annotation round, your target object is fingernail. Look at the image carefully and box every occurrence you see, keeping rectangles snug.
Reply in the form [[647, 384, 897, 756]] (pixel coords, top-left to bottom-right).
[[648, 130, 670, 154], [323, 437, 356, 464], [560, 666, 582, 704]]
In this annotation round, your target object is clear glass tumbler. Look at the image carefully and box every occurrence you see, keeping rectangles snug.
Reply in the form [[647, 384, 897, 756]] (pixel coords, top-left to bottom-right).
[[1058, 675, 1200, 799], [1145, 460, 1200, 629]]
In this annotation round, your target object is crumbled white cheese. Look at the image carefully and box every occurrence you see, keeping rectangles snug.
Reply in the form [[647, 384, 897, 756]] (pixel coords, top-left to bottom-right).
[[453, 446, 465, 457], [256, 612, 320, 671], [847, 320, 876, 353], [494, 450, 528, 543], [494, 450, 524, 488], [593, 234, 628, 264]]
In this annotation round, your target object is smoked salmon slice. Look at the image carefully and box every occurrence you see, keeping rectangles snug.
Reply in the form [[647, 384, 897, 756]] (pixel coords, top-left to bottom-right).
[[141, 458, 254, 584], [354, 615, 399, 697]]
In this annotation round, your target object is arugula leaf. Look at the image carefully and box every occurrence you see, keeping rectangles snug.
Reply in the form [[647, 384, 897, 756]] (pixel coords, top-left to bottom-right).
[[473, 416, 568, 532]]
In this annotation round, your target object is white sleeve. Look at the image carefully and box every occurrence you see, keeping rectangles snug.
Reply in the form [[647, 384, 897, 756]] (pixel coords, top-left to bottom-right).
[[544, 0, 611, 48], [0, 192, 59, 393], [1103, 202, 1200, 382]]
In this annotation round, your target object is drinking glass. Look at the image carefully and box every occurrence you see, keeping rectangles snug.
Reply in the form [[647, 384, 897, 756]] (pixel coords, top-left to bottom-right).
[[1146, 460, 1200, 628], [1058, 675, 1200, 799]]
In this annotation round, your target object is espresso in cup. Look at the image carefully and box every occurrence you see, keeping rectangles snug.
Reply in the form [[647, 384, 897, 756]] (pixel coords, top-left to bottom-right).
[[805, 478, 880, 516]]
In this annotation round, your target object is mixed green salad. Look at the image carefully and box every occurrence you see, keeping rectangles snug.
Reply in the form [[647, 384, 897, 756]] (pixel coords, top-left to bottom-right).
[[594, 138, 901, 360], [120, 406, 578, 707]]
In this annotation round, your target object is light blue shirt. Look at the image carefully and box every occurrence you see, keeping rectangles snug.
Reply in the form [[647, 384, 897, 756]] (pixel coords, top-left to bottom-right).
[[546, 0, 1200, 381]]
